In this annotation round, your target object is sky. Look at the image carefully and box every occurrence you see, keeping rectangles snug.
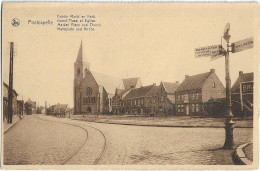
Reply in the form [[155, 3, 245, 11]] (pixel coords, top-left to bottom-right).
[[2, 3, 259, 108]]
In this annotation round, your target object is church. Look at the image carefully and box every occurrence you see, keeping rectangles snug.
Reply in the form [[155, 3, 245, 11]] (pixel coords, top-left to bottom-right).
[[74, 41, 121, 114]]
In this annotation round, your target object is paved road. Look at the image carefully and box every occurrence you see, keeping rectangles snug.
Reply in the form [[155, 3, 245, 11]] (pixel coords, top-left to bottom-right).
[[3, 115, 253, 165]]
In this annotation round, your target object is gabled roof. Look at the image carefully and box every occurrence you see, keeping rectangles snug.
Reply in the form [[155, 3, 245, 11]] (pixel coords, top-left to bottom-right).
[[176, 72, 212, 92], [231, 72, 254, 93], [3, 82, 18, 96], [146, 85, 159, 97], [122, 77, 141, 90], [25, 98, 36, 108], [124, 85, 154, 99], [162, 82, 180, 94], [91, 71, 122, 94]]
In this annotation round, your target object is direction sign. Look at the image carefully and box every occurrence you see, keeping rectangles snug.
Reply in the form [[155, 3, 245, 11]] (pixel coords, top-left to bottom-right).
[[195, 45, 222, 58], [231, 37, 253, 53]]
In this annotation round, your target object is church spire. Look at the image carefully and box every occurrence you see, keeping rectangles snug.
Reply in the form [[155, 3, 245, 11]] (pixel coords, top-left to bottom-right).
[[76, 40, 83, 63]]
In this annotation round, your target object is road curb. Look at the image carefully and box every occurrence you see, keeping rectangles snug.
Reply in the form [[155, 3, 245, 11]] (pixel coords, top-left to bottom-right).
[[72, 119, 253, 128], [3, 117, 22, 134], [234, 142, 253, 165]]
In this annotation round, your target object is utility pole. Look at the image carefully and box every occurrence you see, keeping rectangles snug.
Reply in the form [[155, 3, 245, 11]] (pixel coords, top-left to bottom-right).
[[7, 42, 14, 124]]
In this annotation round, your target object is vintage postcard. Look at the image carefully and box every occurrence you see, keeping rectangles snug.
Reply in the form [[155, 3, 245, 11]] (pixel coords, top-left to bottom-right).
[[1, 2, 259, 170]]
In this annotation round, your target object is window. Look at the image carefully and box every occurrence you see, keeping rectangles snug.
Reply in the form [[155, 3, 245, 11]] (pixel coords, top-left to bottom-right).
[[77, 68, 80, 75], [177, 95, 180, 101], [177, 105, 181, 112], [196, 93, 199, 100], [212, 82, 216, 88], [192, 104, 195, 112], [184, 94, 188, 101], [192, 93, 195, 100], [196, 104, 199, 112], [86, 87, 93, 96], [181, 105, 184, 112]]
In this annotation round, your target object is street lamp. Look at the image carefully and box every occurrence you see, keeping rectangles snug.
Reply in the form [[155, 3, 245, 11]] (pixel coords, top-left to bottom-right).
[[222, 23, 235, 149]]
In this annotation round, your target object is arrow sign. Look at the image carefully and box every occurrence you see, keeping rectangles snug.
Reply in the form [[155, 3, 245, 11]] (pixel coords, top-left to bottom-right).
[[231, 37, 253, 53], [195, 45, 222, 58]]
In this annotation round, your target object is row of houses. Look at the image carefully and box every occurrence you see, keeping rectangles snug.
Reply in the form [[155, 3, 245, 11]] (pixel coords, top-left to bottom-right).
[[2, 82, 39, 121], [73, 42, 254, 117]]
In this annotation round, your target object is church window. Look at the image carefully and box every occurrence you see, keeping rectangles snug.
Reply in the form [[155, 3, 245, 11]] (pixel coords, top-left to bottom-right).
[[86, 87, 93, 96]]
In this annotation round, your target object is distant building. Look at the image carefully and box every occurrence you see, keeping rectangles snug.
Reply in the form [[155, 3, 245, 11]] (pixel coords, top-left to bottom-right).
[[112, 77, 142, 114], [231, 71, 253, 116], [156, 81, 180, 115], [112, 80, 180, 115], [24, 98, 36, 115], [3, 82, 19, 121], [74, 41, 121, 114], [122, 84, 156, 114], [175, 69, 226, 116], [36, 106, 45, 114]]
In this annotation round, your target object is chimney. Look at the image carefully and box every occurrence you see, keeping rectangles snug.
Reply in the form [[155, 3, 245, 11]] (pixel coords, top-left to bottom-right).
[[176, 81, 179, 84], [210, 69, 215, 73], [239, 71, 243, 76], [153, 83, 156, 86], [185, 75, 189, 79]]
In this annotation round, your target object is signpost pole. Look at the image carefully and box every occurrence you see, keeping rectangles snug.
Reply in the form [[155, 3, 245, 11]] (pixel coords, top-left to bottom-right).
[[223, 28, 235, 149]]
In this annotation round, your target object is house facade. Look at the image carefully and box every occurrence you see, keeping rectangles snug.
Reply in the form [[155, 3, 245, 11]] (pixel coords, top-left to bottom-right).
[[231, 71, 254, 116], [3, 82, 19, 121], [175, 69, 226, 116], [24, 98, 36, 115], [112, 81, 179, 116]]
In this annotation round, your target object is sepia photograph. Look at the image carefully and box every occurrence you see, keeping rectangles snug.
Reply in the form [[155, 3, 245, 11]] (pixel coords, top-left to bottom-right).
[[1, 2, 259, 170]]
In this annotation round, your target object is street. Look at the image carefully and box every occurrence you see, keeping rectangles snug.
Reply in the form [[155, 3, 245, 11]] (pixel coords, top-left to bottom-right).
[[4, 114, 253, 165]]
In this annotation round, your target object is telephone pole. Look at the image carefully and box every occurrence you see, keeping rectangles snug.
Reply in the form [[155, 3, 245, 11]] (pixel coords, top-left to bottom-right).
[[7, 42, 14, 124]]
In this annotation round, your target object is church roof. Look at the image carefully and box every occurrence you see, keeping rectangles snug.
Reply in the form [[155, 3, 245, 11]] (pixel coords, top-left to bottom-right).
[[92, 71, 123, 94], [122, 77, 141, 90]]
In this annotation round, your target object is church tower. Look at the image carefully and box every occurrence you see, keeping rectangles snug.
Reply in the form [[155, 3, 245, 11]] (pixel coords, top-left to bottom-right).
[[74, 41, 88, 114]]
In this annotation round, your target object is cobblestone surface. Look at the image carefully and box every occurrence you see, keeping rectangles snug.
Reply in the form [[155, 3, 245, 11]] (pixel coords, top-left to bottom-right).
[[4, 115, 87, 165], [72, 114, 253, 128], [84, 122, 252, 165], [4, 115, 253, 165]]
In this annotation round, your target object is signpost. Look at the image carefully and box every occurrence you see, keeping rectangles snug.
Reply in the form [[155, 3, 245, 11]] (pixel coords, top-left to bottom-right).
[[231, 37, 254, 53], [195, 45, 222, 58], [195, 23, 254, 149]]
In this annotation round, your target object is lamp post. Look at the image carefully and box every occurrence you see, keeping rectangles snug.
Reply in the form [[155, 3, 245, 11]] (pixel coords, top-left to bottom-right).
[[222, 23, 235, 149]]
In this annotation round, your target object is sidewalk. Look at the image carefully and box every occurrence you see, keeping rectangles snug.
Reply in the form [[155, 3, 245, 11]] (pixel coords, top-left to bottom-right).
[[234, 142, 253, 165], [3, 115, 23, 134], [71, 114, 253, 128]]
